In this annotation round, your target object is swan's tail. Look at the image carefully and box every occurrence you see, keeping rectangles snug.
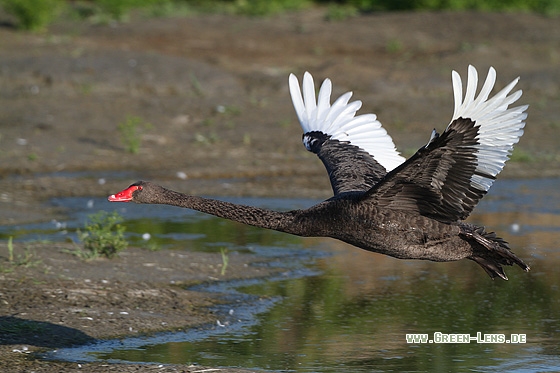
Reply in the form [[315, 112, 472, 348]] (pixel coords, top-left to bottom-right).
[[461, 224, 530, 280]]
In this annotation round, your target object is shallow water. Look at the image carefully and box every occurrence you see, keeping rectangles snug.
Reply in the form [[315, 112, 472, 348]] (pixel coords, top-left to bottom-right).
[[6, 178, 560, 372]]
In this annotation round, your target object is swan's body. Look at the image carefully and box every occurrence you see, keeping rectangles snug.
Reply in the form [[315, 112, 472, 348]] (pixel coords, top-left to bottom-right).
[[109, 66, 530, 280]]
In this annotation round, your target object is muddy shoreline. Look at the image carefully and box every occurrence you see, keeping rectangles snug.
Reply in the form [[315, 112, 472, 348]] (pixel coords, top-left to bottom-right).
[[1, 7, 559, 372], [0, 240, 288, 372]]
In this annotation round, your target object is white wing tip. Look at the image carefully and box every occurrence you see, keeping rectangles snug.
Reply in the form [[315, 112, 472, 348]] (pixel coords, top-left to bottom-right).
[[451, 65, 526, 123], [288, 71, 405, 171], [451, 65, 528, 192]]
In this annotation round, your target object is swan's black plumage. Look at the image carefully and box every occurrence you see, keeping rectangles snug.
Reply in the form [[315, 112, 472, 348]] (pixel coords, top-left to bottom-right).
[[110, 65, 530, 280], [308, 134, 388, 194], [366, 117, 486, 223]]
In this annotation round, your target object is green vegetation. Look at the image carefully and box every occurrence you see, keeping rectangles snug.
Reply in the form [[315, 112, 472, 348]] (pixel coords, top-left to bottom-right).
[[7, 236, 13, 262], [336, 0, 560, 14], [325, 3, 359, 21], [1, 0, 557, 32], [0, 0, 61, 30], [117, 115, 152, 154], [1, 237, 42, 272], [189, 72, 204, 97], [11, 246, 40, 267], [220, 247, 229, 275], [75, 211, 128, 259]]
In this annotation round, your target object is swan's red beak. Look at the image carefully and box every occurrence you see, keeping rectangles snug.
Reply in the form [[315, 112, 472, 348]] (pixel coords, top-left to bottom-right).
[[108, 185, 140, 202]]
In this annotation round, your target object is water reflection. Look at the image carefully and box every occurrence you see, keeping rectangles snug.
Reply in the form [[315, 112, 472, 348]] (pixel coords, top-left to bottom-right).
[[88, 249, 560, 372], [35, 179, 560, 371]]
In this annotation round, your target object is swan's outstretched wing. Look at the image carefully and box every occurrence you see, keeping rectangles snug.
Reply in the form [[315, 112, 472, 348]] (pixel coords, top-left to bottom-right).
[[366, 65, 528, 223], [289, 72, 405, 196]]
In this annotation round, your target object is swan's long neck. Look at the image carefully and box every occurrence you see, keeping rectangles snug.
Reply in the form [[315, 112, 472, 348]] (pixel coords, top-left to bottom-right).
[[154, 189, 303, 234]]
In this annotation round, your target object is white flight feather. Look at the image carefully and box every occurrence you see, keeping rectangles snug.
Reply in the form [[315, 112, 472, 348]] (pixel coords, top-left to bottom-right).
[[450, 65, 528, 192], [289, 72, 405, 172]]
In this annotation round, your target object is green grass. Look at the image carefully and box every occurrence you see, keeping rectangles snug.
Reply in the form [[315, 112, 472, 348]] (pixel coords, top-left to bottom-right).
[[117, 115, 152, 154], [189, 72, 204, 97], [220, 247, 229, 275], [1, 237, 42, 272], [12, 247, 41, 267], [7, 236, 13, 262]]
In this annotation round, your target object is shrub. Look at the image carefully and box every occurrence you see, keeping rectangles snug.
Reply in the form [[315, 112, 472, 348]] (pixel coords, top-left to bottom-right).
[[77, 211, 128, 259], [0, 0, 62, 31]]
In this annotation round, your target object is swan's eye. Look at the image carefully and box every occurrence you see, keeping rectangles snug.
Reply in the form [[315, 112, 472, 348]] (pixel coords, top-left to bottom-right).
[[303, 135, 314, 151], [302, 131, 330, 153]]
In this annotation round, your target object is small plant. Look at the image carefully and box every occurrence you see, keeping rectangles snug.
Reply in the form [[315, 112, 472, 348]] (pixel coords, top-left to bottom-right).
[[189, 72, 203, 97], [13, 247, 41, 267], [220, 247, 229, 276], [76, 211, 128, 259], [386, 39, 403, 53], [117, 115, 152, 154], [3, 237, 41, 270], [243, 133, 251, 145], [7, 236, 13, 262]]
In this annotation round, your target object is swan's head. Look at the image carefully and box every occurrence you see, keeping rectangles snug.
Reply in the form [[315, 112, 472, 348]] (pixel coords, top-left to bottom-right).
[[108, 181, 151, 203]]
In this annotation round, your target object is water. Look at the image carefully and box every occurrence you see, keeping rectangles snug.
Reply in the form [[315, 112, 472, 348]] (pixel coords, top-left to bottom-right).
[[4, 178, 560, 372]]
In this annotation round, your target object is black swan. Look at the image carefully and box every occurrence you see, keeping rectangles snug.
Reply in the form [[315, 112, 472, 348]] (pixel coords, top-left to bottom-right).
[[109, 65, 530, 280]]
